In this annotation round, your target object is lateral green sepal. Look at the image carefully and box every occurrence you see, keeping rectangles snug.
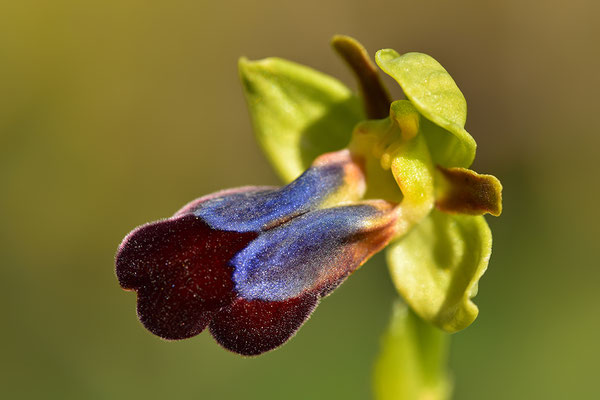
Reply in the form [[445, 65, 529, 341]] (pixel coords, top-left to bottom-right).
[[386, 210, 492, 332]]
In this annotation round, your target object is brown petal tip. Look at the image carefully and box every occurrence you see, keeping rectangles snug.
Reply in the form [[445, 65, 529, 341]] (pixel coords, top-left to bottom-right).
[[435, 166, 503, 216]]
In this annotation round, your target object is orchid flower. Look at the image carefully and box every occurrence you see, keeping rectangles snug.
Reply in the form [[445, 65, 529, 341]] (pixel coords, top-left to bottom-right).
[[116, 36, 502, 359]]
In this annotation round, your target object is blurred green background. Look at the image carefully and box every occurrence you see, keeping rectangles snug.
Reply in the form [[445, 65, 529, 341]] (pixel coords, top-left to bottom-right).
[[1, 0, 599, 399]]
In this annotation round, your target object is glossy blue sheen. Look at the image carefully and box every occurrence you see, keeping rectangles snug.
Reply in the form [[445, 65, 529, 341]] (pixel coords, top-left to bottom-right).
[[231, 204, 380, 301], [195, 162, 346, 232]]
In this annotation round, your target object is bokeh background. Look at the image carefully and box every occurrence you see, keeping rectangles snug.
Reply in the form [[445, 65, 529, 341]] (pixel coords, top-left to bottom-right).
[[2, 0, 599, 399]]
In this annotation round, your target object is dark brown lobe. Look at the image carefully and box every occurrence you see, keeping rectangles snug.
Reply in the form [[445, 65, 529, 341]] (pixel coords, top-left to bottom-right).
[[116, 215, 258, 340]]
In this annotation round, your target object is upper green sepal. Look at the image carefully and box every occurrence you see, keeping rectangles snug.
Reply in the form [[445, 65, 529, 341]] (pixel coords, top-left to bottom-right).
[[239, 57, 364, 183], [386, 210, 492, 332], [375, 50, 476, 168]]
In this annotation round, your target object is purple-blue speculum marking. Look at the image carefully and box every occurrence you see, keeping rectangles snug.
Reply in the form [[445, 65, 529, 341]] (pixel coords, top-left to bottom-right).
[[116, 150, 399, 356], [232, 205, 384, 301], [194, 161, 347, 232]]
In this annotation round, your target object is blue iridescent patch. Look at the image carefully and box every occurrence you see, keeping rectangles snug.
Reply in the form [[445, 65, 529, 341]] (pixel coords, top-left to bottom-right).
[[196, 162, 346, 232], [231, 204, 381, 301]]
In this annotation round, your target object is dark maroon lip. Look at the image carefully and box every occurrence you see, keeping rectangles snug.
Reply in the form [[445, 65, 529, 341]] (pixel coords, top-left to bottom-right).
[[116, 215, 257, 341], [115, 150, 397, 355]]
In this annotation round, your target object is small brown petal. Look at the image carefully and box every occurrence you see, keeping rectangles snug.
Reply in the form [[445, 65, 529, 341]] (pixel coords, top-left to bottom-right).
[[435, 166, 503, 216]]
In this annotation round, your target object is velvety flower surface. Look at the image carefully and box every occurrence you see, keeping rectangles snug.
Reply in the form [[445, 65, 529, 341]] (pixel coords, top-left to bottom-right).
[[117, 36, 503, 362], [116, 151, 398, 355]]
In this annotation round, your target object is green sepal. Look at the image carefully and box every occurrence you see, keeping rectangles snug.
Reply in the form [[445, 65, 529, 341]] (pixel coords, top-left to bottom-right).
[[239, 57, 364, 183], [373, 301, 451, 400], [375, 50, 476, 168], [386, 210, 492, 332]]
